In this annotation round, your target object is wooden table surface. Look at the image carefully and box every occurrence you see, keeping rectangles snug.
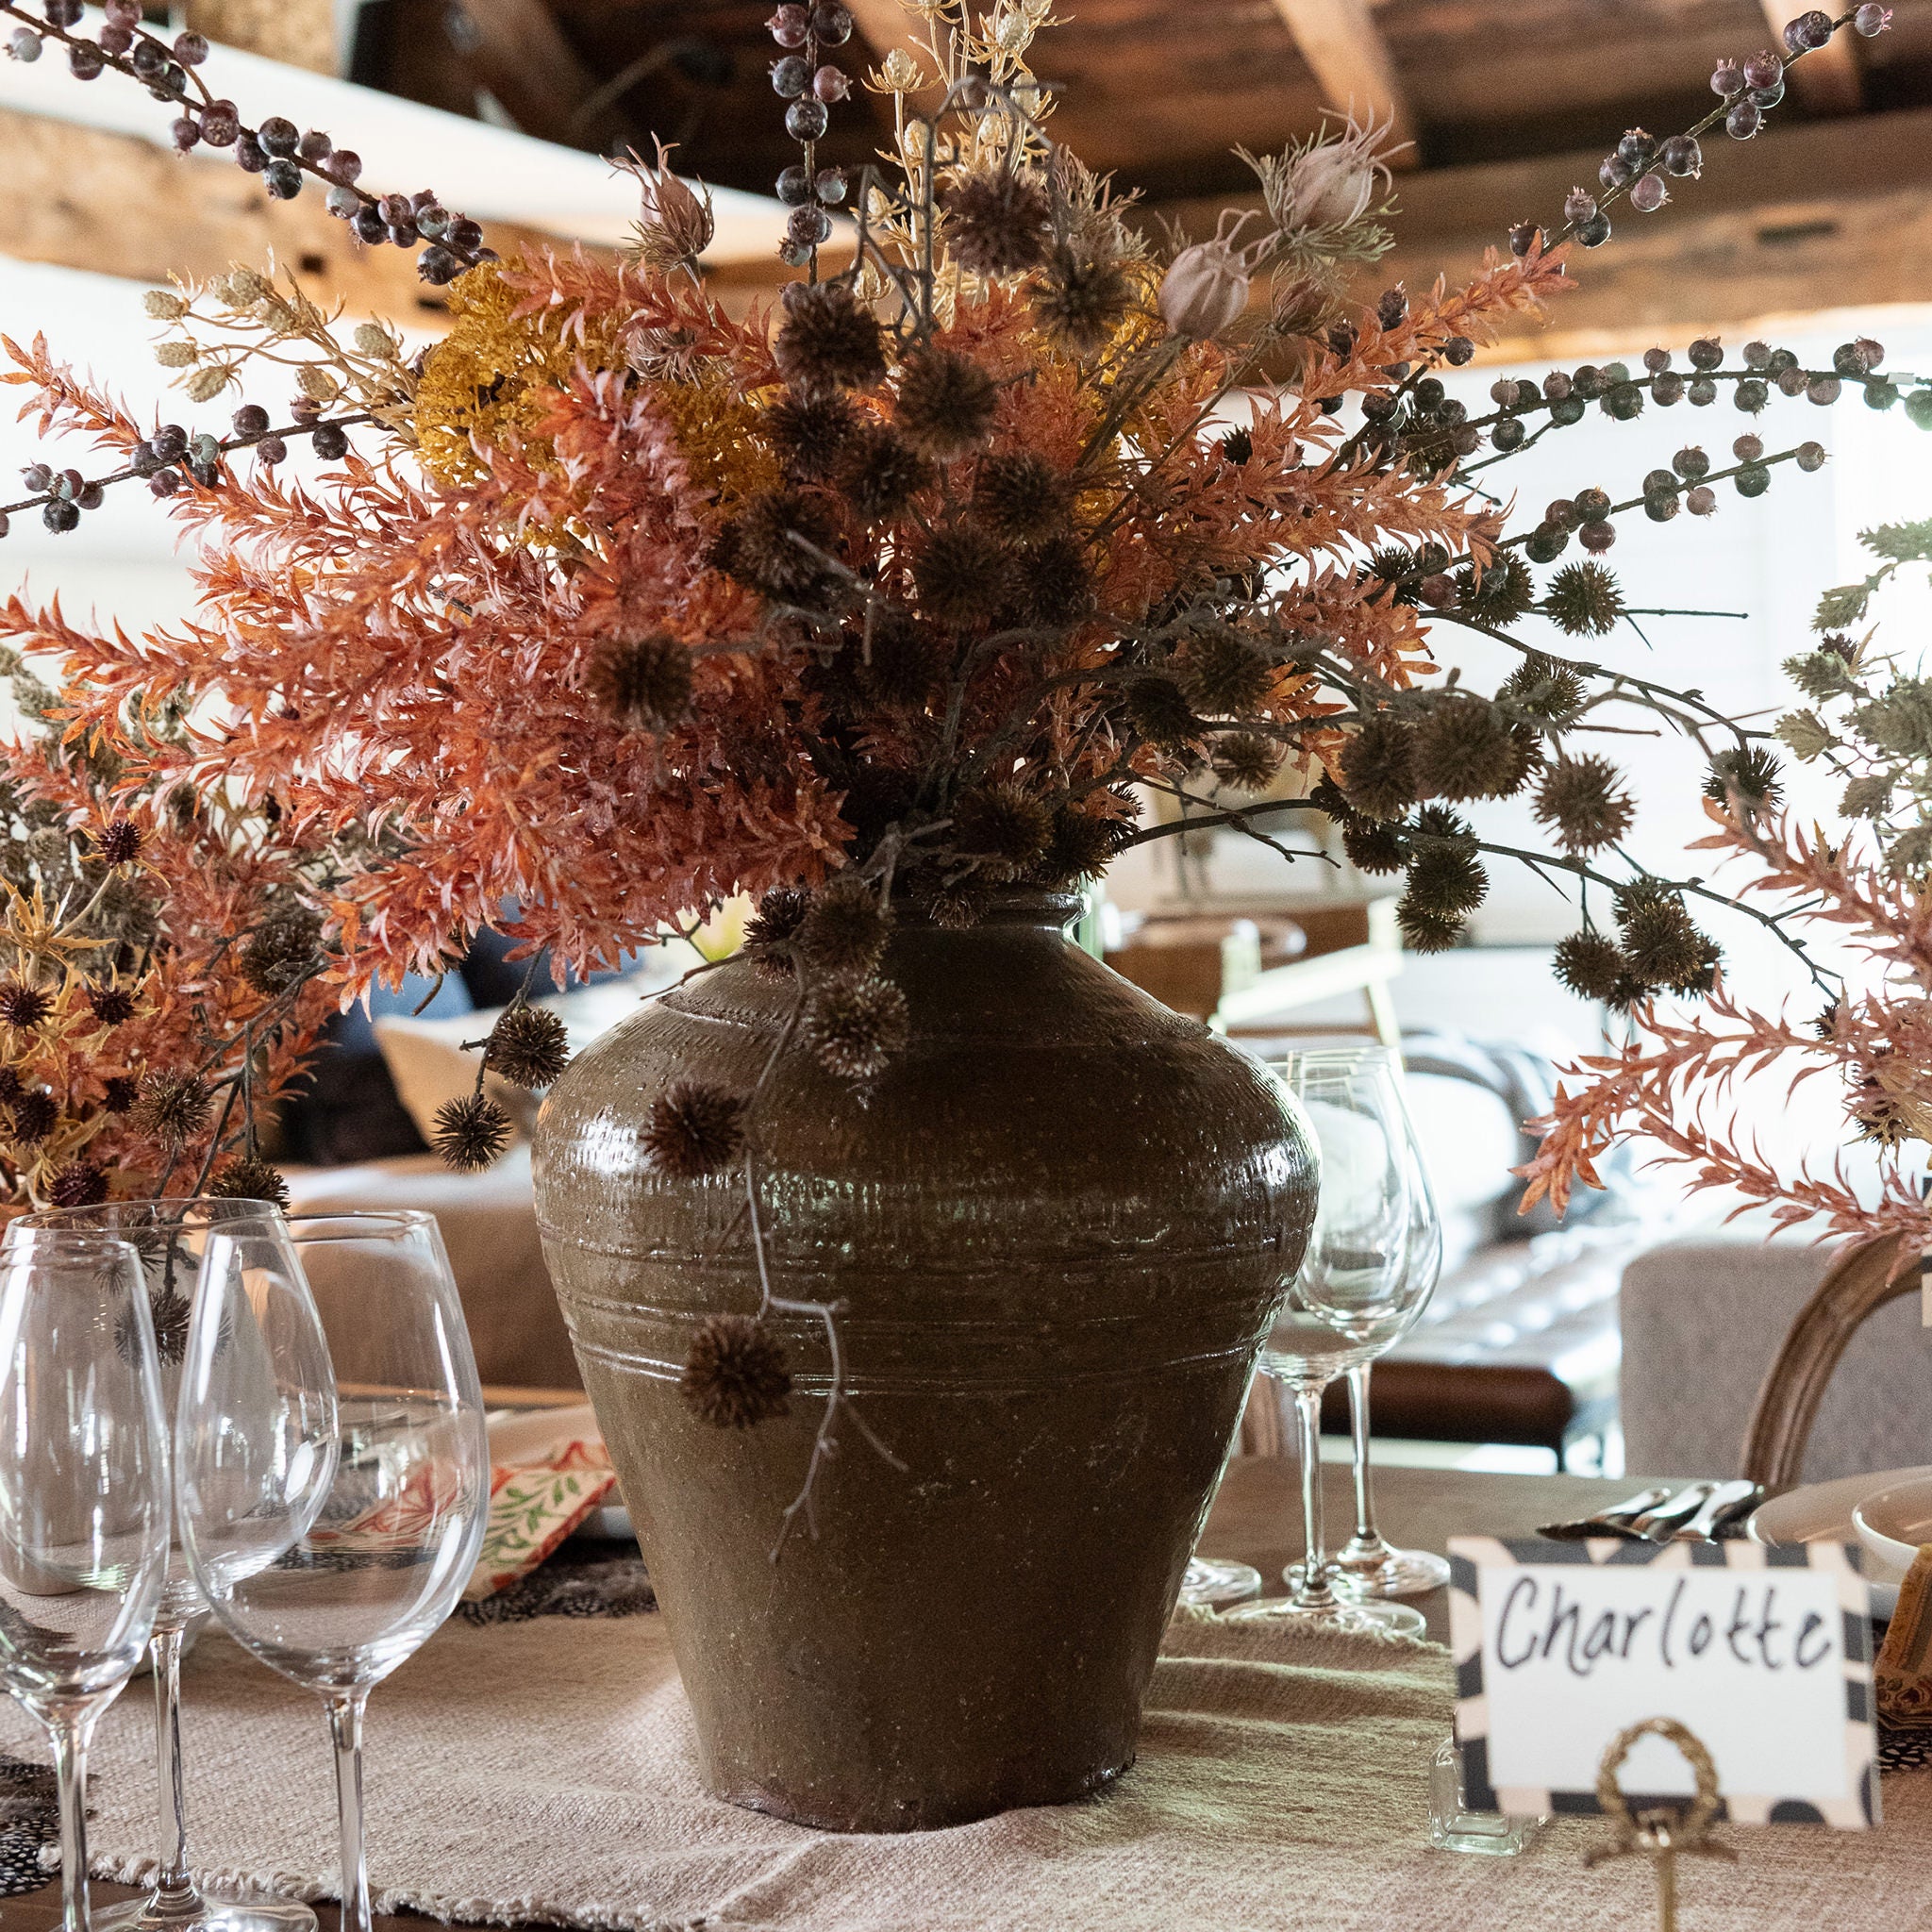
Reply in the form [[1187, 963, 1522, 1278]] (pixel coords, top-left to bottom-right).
[[13, 1458, 1651, 1931]]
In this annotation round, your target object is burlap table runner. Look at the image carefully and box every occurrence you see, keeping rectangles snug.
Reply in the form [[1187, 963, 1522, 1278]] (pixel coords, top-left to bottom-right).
[[4, 1594, 1929, 1930]]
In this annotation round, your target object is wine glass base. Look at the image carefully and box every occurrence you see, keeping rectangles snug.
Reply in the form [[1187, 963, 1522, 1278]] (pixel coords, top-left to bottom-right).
[[1332, 1548, 1453, 1601], [1221, 1594, 1426, 1638], [1177, 1557, 1263, 1608], [93, 1891, 318, 1932]]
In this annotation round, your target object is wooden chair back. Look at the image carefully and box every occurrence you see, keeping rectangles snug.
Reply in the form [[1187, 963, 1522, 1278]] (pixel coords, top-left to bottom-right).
[[1740, 1231, 1917, 1490]]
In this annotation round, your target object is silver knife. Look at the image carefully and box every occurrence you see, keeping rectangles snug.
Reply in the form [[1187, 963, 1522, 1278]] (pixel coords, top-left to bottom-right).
[[1535, 1485, 1672, 1541], [1633, 1482, 1718, 1541], [1671, 1479, 1763, 1542]]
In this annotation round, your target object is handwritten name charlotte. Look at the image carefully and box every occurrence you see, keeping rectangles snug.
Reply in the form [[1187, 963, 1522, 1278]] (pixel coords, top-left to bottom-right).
[[1494, 1574, 1836, 1680]]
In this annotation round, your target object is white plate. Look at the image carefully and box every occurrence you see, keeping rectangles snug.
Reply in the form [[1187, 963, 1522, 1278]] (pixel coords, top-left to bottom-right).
[[1746, 1461, 1932, 1618], [485, 1403, 603, 1464], [1854, 1476, 1932, 1587]]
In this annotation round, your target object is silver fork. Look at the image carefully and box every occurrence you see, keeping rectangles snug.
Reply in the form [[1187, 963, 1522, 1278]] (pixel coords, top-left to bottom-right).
[[1535, 1485, 1673, 1541]]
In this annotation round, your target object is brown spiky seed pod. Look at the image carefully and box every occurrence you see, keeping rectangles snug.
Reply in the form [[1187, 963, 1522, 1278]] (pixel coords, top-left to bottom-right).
[[1033, 806, 1125, 888], [1544, 562, 1626, 638], [1031, 242, 1135, 354], [1342, 818, 1404, 874], [764, 388, 858, 482], [431, 1091, 512, 1173], [486, 1004, 571, 1090], [744, 886, 810, 957], [912, 525, 1018, 628], [1456, 553, 1536, 625], [95, 818, 142, 867], [773, 280, 888, 394], [1617, 895, 1706, 988], [10, 1090, 56, 1144], [1532, 754, 1636, 856], [973, 452, 1069, 541], [47, 1158, 108, 1208], [1175, 627, 1274, 717], [1339, 716, 1420, 822], [85, 982, 137, 1026], [1015, 533, 1093, 627], [953, 784, 1054, 874], [240, 910, 322, 996], [102, 1074, 139, 1114], [1395, 903, 1464, 955], [834, 422, 933, 523], [721, 489, 839, 601], [641, 1080, 745, 1177], [584, 633, 694, 735], [923, 881, 988, 930], [797, 877, 891, 984], [939, 170, 1052, 277], [1123, 676, 1199, 750], [1402, 842, 1488, 919], [1552, 929, 1629, 1004], [806, 974, 910, 1081], [1500, 653, 1587, 727], [1412, 693, 1524, 802], [0, 981, 52, 1030], [1210, 732, 1283, 794], [131, 1073, 212, 1146], [680, 1313, 791, 1429], [893, 347, 999, 461], [209, 1155, 291, 1210], [1702, 745, 1783, 813]]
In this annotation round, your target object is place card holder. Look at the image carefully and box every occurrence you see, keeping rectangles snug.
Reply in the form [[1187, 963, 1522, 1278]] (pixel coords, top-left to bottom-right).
[[1583, 1717, 1736, 1932]]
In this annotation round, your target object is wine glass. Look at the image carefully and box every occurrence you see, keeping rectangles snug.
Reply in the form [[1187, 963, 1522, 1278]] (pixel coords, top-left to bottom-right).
[[0, 1230, 171, 1932], [10, 1199, 314, 1932], [1224, 1050, 1432, 1635], [175, 1212, 489, 1932], [1303, 1046, 1454, 1603]]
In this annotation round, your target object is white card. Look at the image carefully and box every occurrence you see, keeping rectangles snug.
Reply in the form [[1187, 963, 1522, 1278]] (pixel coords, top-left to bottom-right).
[[1450, 1536, 1876, 1827]]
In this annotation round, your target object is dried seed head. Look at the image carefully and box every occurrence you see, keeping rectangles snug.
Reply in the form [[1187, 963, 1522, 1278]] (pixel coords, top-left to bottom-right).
[[1341, 818, 1404, 874], [1616, 892, 1706, 988], [796, 877, 891, 983], [130, 1072, 212, 1145], [721, 489, 840, 601], [893, 348, 999, 460], [1543, 562, 1626, 638], [0, 980, 53, 1030], [1499, 653, 1586, 727], [973, 451, 1069, 541], [431, 1091, 512, 1172], [1395, 903, 1464, 954], [1014, 532, 1093, 627], [1552, 928, 1628, 1003], [764, 387, 858, 482], [834, 422, 933, 523], [1455, 554, 1535, 626], [486, 1004, 571, 1090], [1701, 745, 1783, 814], [912, 524, 1018, 627], [84, 982, 137, 1027], [774, 280, 887, 394], [806, 974, 909, 1080], [939, 170, 1051, 277], [1174, 625, 1274, 717], [641, 1080, 746, 1177], [240, 909, 323, 996], [1401, 841, 1488, 919], [952, 784, 1054, 875], [1412, 693, 1525, 803], [1532, 754, 1636, 856], [584, 633, 694, 734], [47, 1158, 108, 1208], [1123, 675, 1199, 750], [680, 1313, 791, 1429], [744, 886, 811, 958], [1339, 714, 1420, 822], [1209, 731, 1284, 793], [94, 817, 142, 867], [1033, 805, 1128, 888], [208, 1154, 290, 1210], [1031, 242, 1136, 355]]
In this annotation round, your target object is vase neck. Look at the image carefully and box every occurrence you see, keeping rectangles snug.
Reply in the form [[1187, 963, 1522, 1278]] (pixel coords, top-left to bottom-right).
[[928, 888, 1086, 932]]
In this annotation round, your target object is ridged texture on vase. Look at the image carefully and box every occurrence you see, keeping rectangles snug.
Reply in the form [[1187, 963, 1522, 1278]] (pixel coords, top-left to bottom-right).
[[532, 892, 1316, 1831]]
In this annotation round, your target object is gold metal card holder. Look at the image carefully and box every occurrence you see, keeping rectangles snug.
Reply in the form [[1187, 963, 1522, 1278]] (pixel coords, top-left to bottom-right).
[[1583, 1718, 1737, 1932]]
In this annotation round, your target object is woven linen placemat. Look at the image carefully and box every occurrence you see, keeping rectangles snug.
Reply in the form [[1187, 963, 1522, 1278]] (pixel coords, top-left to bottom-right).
[[4, 1580, 1930, 1932]]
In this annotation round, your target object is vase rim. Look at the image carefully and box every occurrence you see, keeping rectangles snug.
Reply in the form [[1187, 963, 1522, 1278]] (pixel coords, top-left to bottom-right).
[[912, 887, 1087, 931]]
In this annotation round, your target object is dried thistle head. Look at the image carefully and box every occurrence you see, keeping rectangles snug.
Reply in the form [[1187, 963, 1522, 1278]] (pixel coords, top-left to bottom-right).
[[10, 1090, 56, 1144], [1401, 841, 1488, 920], [797, 877, 891, 984], [1532, 754, 1636, 856], [1033, 805, 1129, 889], [1210, 732, 1284, 794], [130, 1073, 212, 1146], [912, 525, 1018, 628], [973, 452, 1069, 541], [0, 980, 53, 1030], [680, 1312, 791, 1429], [806, 974, 909, 1081], [1412, 693, 1524, 803], [241, 910, 323, 997], [1174, 625, 1274, 718], [893, 348, 1000, 461], [1553, 928, 1628, 1004], [432, 1091, 512, 1172], [1123, 676, 1200, 751], [744, 886, 811, 971], [93, 818, 142, 868], [1544, 562, 1626, 638], [583, 634, 694, 735], [720, 490, 840, 601], [486, 1005, 571, 1090], [616, 139, 716, 276], [641, 1080, 745, 1178], [1338, 715, 1419, 822], [764, 388, 858, 484], [952, 784, 1054, 877], [834, 423, 933, 524], [939, 170, 1052, 278], [1015, 534, 1094, 628], [1341, 818, 1404, 874], [1029, 242, 1136, 354], [84, 981, 137, 1027], [209, 1154, 291, 1211], [1702, 745, 1784, 815], [774, 281, 887, 395], [47, 1158, 108, 1208]]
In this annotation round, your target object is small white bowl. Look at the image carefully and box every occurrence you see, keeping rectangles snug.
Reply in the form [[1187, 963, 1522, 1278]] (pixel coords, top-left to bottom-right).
[[1853, 1476, 1932, 1587]]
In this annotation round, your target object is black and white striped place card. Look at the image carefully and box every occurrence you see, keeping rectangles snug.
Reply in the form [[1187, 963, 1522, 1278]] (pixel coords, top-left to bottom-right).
[[1449, 1535, 1876, 1828]]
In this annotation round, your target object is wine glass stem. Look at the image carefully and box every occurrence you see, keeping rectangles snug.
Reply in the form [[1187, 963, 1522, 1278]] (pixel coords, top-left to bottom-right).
[[325, 1690, 373, 1932], [1344, 1361, 1386, 1556], [149, 1619, 200, 1907], [1289, 1378, 1337, 1609], [49, 1701, 103, 1932]]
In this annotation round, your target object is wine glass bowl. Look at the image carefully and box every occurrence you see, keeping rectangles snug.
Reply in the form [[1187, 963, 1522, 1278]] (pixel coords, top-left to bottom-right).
[[177, 1211, 489, 1932]]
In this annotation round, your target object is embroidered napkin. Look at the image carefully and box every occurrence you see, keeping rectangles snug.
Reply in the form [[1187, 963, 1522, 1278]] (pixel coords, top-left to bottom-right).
[[465, 1433, 618, 1600]]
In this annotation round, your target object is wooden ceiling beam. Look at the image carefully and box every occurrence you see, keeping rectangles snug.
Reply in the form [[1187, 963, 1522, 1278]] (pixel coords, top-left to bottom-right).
[[1267, 0, 1418, 165], [442, 0, 615, 148], [0, 108, 615, 333], [1758, 2, 1864, 115], [841, 0, 941, 90]]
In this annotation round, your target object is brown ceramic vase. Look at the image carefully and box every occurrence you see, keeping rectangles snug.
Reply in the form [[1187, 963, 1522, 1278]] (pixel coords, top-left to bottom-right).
[[531, 890, 1317, 1832]]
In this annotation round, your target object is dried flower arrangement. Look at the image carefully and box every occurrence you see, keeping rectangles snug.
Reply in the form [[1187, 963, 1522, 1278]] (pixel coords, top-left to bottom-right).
[[0, 0, 1924, 1437], [1520, 519, 1932, 1244]]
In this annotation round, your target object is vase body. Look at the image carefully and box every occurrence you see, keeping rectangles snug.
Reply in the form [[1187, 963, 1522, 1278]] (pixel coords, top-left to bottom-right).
[[531, 891, 1317, 1831]]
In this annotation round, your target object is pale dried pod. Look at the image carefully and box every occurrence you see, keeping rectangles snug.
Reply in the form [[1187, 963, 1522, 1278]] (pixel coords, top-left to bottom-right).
[[1158, 241, 1251, 341]]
